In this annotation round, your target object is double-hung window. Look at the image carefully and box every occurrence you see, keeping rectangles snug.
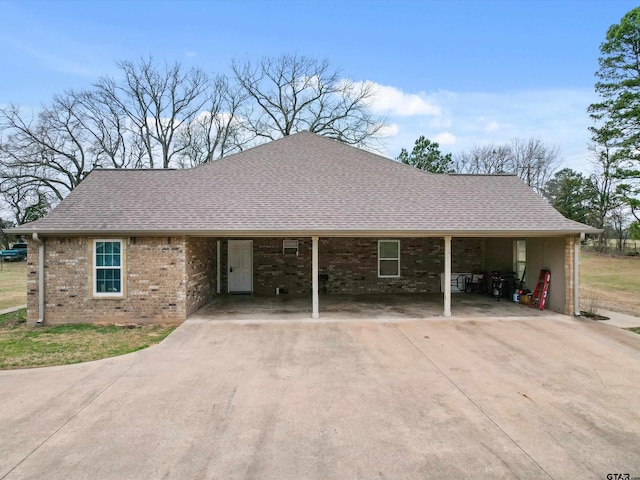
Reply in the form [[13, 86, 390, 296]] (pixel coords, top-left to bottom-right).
[[378, 240, 400, 278], [94, 240, 123, 296], [283, 239, 299, 256]]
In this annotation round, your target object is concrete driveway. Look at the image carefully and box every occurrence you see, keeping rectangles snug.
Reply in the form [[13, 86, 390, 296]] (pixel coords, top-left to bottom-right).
[[1, 315, 640, 480]]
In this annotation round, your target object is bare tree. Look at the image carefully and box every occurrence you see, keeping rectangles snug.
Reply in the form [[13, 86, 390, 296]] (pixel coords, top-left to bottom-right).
[[68, 89, 143, 170], [231, 54, 386, 147], [94, 57, 210, 168], [454, 144, 511, 174], [174, 75, 248, 168], [0, 55, 389, 222], [609, 206, 629, 253], [0, 101, 94, 203], [0, 174, 40, 225], [585, 137, 624, 250], [509, 138, 560, 193], [455, 138, 560, 193], [0, 217, 15, 249]]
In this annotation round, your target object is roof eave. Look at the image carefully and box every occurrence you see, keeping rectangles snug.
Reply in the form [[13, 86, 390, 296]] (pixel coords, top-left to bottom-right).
[[8, 227, 602, 237]]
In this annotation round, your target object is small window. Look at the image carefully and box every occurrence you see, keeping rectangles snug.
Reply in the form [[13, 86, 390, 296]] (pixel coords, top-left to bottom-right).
[[283, 239, 299, 256], [514, 240, 526, 280], [378, 240, 400, 278], [94, 240, 123, 296]]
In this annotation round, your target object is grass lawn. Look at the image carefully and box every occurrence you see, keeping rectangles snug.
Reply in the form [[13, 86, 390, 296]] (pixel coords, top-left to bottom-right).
[[0, 260, 27, 310], [580, 250, 640, 317], [0, 309, 176, 370]]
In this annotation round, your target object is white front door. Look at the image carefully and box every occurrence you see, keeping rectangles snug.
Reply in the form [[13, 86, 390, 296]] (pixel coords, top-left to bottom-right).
[[228, 240, 253, 293]]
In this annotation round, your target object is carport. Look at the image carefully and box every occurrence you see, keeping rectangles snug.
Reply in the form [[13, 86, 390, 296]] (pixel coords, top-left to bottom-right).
[[188, 233, 579, 320]]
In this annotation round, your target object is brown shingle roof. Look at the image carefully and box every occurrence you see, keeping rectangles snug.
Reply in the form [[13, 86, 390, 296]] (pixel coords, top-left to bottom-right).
[[13, 131, 597, 236]]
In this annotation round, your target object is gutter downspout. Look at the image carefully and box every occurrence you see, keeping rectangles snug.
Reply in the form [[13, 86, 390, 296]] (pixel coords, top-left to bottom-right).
[[31, 233, 45, 324], [574, 234, 582, 317]]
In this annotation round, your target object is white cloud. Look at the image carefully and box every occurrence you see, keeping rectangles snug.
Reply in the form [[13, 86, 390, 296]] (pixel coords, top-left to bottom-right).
[[378, 87, 597, 174], [362, 82, 441, 117], [478, 117, 500, 132], [184, 50, 197, 58], [433, 132, 456, 145], [378, 122, 399, 138], [429, 116, 453, 129]]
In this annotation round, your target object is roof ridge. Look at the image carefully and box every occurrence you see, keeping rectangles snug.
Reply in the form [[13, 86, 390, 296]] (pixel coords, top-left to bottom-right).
[[190, 130, 440, 177], [89, 168, 180, 172], [449, 173, 518, 177]]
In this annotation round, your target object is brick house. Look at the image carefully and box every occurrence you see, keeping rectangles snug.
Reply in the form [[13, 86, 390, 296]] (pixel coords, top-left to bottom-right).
[[12, 131, 598, 324]]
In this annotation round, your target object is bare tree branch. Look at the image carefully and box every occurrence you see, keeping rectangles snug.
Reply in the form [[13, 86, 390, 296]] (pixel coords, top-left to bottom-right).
[[455, 138, 560, 194], [231, 54, 386, 148]]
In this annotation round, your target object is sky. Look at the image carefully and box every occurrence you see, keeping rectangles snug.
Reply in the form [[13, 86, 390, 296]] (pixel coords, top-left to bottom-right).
[[0, 0, 638, 173]]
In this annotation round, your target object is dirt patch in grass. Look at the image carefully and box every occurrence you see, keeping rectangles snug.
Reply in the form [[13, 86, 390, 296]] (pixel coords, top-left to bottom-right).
[[580, 250, 640, 317], [579, 311, 610, 321], [0, 309, 176, 370], [0, 261, 27, 310]]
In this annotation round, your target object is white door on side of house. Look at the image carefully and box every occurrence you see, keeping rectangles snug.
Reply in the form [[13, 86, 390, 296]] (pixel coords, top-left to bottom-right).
[[228, 240, 253, 293]]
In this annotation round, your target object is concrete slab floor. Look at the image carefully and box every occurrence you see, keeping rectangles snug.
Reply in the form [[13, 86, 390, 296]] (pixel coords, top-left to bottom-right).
[[191, 293, 552, 321], [1, 316, 639, 479]]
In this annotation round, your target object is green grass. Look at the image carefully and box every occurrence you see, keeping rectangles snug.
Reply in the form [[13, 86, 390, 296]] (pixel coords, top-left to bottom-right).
[[0, 309, 176, 369], [628, 327, 640, 335], [581, 251, 640, 292], [0, 260, 27, 310], [580, 250, 640, 316]]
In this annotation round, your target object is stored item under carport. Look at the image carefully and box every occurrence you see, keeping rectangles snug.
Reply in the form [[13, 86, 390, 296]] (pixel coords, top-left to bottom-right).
[[490, 271, 516, 301], [530, 270, 551, 310]]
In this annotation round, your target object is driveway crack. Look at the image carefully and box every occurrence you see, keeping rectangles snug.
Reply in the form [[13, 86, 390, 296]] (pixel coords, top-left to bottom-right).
[[1, 364, 133, 480], [394, 325, 555, 480], [225, 386, 237, 417], [224, 369, 244, 418]]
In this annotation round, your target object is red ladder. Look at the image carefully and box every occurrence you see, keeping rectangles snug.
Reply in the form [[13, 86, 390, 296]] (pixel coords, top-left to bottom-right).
[[530, 269, 551, 310]]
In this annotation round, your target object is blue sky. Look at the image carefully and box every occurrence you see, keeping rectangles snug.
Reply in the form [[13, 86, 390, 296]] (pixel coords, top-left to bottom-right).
[[1, 0, 638, 172]]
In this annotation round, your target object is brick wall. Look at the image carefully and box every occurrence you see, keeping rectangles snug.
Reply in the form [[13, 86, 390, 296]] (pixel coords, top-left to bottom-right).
[[27, 236, 188, 325], [225, 237, 483, 296], [320, 237, 482, 294], [253, 238, 312, 295], [186, 237, 217, 314], [452, 238, 484, 272]]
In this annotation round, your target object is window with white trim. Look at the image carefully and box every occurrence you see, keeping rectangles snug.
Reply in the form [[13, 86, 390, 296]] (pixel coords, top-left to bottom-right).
[[283, 239, 299, 256], [513, 239, 526, 281], [94, 240, 123, 296], [378, 240, 400, 278]]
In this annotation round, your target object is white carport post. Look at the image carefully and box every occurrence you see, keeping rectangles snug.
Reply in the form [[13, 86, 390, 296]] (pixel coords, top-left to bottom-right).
[[443, 235, 452, 317], [216, 240, 221, 294], [574, 235, 581, 316], [312, 236, 319, 319]]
